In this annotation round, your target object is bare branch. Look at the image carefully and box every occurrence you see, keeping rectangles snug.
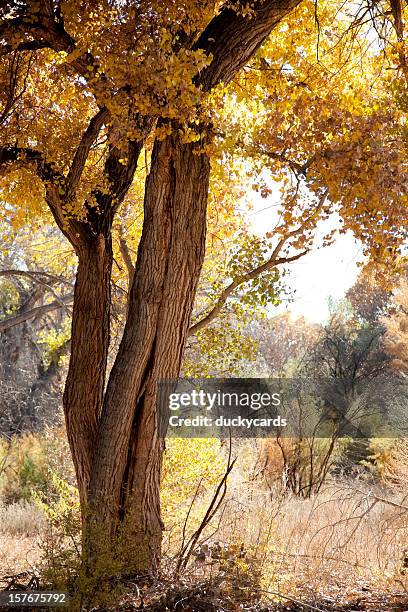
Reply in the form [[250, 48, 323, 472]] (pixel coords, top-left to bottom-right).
[[66, 107, 110, 197], [0, 52, 34, 126], [0, 293, 74, 333], [0, 269, 73, 288], [0, 269, 74, 308], [175, 450, 237, 575]]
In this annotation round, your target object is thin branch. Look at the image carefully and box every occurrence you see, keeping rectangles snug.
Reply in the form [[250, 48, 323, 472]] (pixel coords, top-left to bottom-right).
[[314, 0, 321, 62], [188, 249, 307, 335], [0, 145, 54, 178], [0, 294, 73, 333], [263, 149, 317, 177], [0, 9, 109, 106], [0, 269, 74, 309], [355, 489, 408, 512], [66, 107, 110, 197], [175, 449, 236, 576], [0, 52, 34, 126], [189, 189, 328, 335], [260, 588, 326, 612], [0, 269, 73, 288]]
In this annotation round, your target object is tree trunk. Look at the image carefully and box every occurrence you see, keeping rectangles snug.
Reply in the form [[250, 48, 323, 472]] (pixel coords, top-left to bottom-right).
[[86, 130, 210, 573], [63, 235, 113, 507], [51, 0, 303, 581]]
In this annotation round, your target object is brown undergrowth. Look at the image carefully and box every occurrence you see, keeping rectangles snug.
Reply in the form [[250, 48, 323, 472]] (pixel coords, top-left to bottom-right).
[[1, 435, 408, 610]]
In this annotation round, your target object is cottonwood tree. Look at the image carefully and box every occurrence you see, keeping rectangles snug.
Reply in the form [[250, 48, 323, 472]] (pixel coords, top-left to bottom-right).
[[0, 0, 407, 577], [0, 0, 307, 574]]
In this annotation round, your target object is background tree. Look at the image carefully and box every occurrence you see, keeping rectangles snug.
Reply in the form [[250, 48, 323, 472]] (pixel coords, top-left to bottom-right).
[[384, 274, 408, 375], [0, 225, 73, 433], [346, 268, 391, 326], [252, 312, 319, 376], [305, 307, 391, 390]]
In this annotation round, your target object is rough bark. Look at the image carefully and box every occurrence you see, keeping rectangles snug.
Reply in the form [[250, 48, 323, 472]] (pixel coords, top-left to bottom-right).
[[195, 0, 302, 91], [83, 0, 302, 574], [86, 131, 210, 571], [63, 236, 113, 507], [1, 0, 303, 579]]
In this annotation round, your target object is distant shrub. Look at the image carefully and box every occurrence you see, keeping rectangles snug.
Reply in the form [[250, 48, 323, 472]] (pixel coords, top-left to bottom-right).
[[0, 429, 76, 504], [257, 437, 349, 498], [368, 438, 408, 486], [0, 434, 48, 503]]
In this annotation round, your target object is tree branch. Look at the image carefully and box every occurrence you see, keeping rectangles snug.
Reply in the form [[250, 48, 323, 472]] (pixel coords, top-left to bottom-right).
[[188, 248, 307, 335], [390, 0, 408, 81], [65, 107, 110, 197], [189, 189, 328, 335], [84, 113, 154, 232], [0, 145, 53, 177], [0, 10, 73, 55], [0, 269, 73, 288], [0, 269, 74, 306], [0, 6, 110, 106], [195, 0, 302, 91], [0, 51, 34, 126], [263, 150, 316, 177], [0, 293, 74, 333], [0, 146, 90, 248]]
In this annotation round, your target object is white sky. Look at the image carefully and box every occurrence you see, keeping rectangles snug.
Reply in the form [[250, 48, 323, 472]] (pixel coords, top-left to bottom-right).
[[246, 192, 365, 324]]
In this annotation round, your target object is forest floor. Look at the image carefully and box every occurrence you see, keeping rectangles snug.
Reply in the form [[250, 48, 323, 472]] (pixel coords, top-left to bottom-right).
[[1, 551, 408, 612], [115, 580, 408, 611], [2, 436, 408, 610]]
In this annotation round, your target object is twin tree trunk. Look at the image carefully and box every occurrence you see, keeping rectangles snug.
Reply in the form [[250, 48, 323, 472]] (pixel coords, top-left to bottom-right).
[[64, 131, 210, 572], [57, 0, 301, 578], [0, 0, 303, 583]]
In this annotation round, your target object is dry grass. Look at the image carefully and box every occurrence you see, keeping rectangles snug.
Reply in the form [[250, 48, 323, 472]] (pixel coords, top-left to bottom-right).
[[0, 502, 45, 576], [0, 534, 41, 575], [0, 435, 408, 609], [161, 441, 408, 607], [0, 501, 46, 537], [246, 482, 408, 597]]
